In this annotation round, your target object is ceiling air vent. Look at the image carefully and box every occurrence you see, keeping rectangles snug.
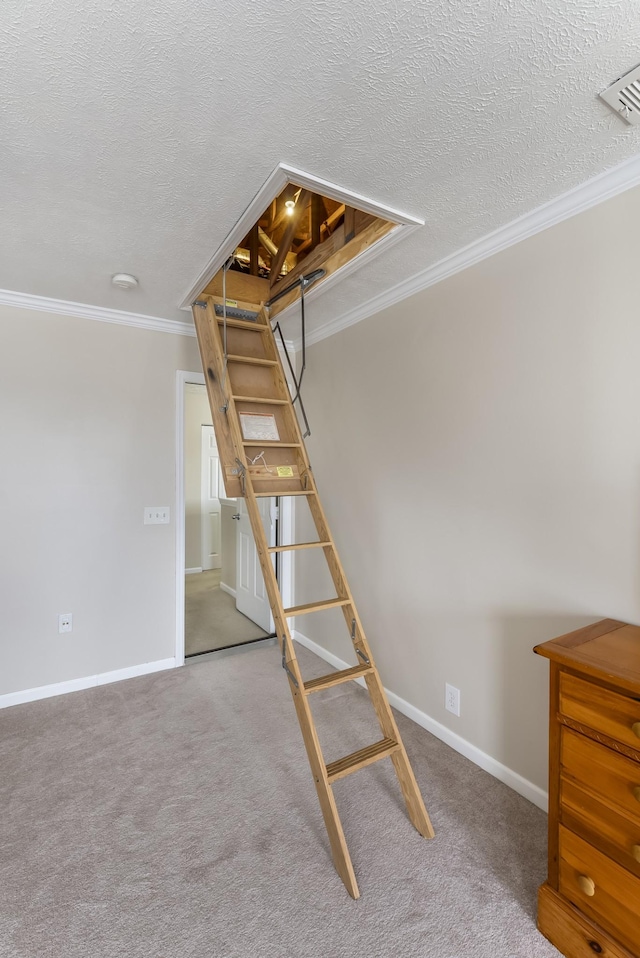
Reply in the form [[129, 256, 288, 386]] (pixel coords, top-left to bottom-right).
[[600, 64, 640, 125]]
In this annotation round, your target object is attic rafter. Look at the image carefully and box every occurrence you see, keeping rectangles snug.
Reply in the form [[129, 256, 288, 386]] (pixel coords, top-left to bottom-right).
[[311, 194, 324, 248], [344, 207, 356, 242], [269, 189, 311, 284]]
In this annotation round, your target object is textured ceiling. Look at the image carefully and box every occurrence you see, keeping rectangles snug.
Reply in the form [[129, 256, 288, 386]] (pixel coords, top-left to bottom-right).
[[3, 0, 640, 339]]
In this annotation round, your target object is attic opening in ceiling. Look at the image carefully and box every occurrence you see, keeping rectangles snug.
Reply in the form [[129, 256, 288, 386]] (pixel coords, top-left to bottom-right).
[[187, 169, 421, 320]]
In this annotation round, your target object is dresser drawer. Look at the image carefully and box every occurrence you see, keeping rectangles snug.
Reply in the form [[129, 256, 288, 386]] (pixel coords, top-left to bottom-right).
[[560, 672, 640, 751], [562, 776, 640, 879], [559, 826, 640, 954], [561, 727, 640, 821]]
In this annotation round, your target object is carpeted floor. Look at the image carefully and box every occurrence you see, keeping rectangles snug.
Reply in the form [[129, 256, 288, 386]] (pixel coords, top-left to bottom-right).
[[0, 644, 560, 958], [185, 570, 268, 656]]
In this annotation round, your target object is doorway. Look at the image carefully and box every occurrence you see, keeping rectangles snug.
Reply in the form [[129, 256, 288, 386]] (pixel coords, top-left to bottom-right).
[[178, 376, 279, 660]]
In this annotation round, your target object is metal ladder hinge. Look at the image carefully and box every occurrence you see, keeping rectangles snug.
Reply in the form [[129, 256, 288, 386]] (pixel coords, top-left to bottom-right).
[[281, 634, 299, 688], [351, 618, 370, 665]]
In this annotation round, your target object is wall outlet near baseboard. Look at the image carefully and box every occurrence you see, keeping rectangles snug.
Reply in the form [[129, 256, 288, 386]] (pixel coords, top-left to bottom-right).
[[58, 613, 73, 634], [144, 506, 170, 524], [445, 683, 460, 717]]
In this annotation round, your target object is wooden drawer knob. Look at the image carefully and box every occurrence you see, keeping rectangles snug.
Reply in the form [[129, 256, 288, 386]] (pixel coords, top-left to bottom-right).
[[633, 721, 640, 738], [577, 874, 596, 896], [632, 844, 640, 863]]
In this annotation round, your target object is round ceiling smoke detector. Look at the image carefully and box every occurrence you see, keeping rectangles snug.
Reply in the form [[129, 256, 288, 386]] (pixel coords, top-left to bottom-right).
[[111, 273, 139, 290]]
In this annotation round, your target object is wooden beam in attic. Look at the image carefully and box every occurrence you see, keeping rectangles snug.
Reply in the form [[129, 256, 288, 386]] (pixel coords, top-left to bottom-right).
[[269, 189, 311, 283], [344, 206, 355, 242], [311, 194, 323, 249]]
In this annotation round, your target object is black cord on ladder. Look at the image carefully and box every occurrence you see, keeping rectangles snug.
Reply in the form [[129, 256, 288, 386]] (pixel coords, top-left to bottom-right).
[[266, 268, 324, 439], [272, 320, 311, 438]]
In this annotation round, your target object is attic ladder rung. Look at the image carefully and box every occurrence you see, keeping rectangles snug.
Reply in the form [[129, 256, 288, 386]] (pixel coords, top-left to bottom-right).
[[227, 354, 278, 367], [284, 598, 350, 616], [242, 441, 301, 448], [233, 395, 289, 405], [268, 540, 332, 553], [326, 738, 400, 783], [253, 489, 315, 498], [303, 663, 373, 694]]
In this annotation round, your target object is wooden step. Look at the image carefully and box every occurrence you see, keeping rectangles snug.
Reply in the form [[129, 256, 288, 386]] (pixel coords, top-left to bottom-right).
[[284, 598, 350, 616], [227, 354, 278, 367], [254, 489, 316, 498], [268, 541, 331, 553], [304, 663, 373, 694], [233, 394, 289, 405], [216, 317, 267, 331], [242, 441, 301, 448], [326, 738, 400, 784]]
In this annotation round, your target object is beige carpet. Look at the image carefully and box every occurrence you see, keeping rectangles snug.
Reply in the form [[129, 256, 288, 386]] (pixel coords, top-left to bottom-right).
[[185, 570, 269, 656], [0, 643, 560, 958]]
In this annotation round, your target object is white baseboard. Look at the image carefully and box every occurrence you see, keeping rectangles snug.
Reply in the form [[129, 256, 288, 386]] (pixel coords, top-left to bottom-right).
[[292, 630, 548, 813], [0, 658, 176, 710], [185, 567, 202, 575], [219, 581, 236, 598]]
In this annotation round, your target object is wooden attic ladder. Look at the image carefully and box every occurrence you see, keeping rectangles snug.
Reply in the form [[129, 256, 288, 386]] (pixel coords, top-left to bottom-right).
[[192, 291, 434, 899]]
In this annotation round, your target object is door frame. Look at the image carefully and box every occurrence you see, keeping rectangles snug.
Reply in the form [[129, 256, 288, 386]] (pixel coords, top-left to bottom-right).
[[175, 370, 294, 666]]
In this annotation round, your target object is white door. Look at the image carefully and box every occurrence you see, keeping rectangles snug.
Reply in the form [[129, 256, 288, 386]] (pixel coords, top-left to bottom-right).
[[235, 497, 275, 632], [201, 426, 222, 570]]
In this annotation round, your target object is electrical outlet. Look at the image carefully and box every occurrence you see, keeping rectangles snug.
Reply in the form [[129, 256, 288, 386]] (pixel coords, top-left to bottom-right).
[[58, 613, 73, 634], [445, 683, 460, 717], [144, 507, 170, 525]]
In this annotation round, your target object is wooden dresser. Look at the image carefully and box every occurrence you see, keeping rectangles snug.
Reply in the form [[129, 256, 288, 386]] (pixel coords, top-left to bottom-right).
[[534, 619, 640, 958]]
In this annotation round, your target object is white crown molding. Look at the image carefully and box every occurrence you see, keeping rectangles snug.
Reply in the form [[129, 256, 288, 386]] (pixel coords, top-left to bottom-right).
[[178, 162, 424, 310], [293, 149, 640, 351], [0, 287, 196, 337], [292, 629, 547, 812], [0, 657, 176, 710]]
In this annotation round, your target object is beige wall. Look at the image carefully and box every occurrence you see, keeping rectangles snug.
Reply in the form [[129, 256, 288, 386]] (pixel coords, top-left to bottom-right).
[[294, 183, 640, 795], [184, 384, 213, 570], [0, 305, 200, 695]]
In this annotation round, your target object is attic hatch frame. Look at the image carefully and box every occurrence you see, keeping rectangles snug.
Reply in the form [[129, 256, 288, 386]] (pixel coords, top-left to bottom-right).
[[178, 163, 424, 322]]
